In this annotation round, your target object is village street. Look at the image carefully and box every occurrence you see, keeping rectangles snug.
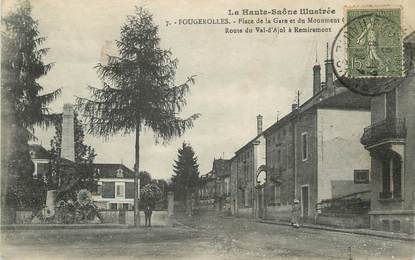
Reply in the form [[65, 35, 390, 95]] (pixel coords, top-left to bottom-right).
[[1, 213, 414, 259]]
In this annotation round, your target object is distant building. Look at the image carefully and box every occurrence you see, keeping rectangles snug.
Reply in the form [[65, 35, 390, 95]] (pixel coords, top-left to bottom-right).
[[29, 144, 50, 179], [360, 33, 415, 234], [230, 156, 238, 215], [198, 158, 232, 212], [233, 115, 266, 218], [198, 171, 216, 209], [92, 163, 135, 210], [212, 158, 231, 212]]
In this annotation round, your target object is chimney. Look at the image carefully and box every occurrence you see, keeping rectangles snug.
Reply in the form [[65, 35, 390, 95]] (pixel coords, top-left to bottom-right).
[[325, 42, 334, 89], [256, 114, 263, 135], [313, 64, 321, 95], [291, 104, 298, 111], [61, 103, 75, 161]]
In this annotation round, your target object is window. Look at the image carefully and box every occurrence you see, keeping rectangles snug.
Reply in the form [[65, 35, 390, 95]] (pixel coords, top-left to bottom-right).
[[392, 220, 400, 232], [244, 189, 249, 207], [110, 203, 117, 210], [354, 170, 369, 184], [276, 150, 280, 164], [274, 185, 281, 205], [287, 144, 293, 169], [102, 182, 115, 198], [125, 182, 135, 199], [97, 184, 102, 196], [385, 89, 397, 119], [116, 183, 125, 198], [301, 132, 308, 161], [282, 146, 287, 169], [382, 219, 390, 231], [116, 168, 124, 178], [381, 153, 402, 199]]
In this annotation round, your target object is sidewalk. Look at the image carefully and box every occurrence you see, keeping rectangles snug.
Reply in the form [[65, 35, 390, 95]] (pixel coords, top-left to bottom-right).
[[257, 218, 415, 241], [219, 215, 414, 241]]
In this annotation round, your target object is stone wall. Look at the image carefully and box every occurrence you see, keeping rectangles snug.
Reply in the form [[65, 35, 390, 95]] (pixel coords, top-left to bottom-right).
[[316, 213, 369, 229], [370, 213, 414, 234], [15, 211, 33, 224]]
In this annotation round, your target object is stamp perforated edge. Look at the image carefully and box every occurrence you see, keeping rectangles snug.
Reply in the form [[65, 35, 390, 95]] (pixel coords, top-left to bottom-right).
[[342, 5, 405, 79]]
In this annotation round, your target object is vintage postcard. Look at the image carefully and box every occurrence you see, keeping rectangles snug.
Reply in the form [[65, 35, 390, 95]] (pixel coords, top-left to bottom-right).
[[1, 0, 414, 259]]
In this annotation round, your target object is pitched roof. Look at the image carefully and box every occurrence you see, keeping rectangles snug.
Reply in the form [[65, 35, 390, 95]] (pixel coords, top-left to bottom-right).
[[93, 163, 135, 179], [234, 133, 264, 155], [29, 144, 50, 159], [263, 83, 370, 137], [263, 110, 298, 136], [316, 86, 371, 110]]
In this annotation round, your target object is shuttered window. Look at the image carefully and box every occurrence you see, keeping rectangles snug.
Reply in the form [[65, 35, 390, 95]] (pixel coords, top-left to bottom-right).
[[301, 132, 308, 161], [102, 182, 115, 198], [125, 182, 135, 199]]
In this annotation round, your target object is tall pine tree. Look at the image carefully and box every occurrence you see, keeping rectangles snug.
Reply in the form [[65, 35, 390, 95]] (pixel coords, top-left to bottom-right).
[[172, 142, 199, 214], [1, 0, 60, 220]]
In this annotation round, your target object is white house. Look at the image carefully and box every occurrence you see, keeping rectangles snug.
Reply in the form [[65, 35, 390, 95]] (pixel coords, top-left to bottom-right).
[[92, 163, 136, 210]]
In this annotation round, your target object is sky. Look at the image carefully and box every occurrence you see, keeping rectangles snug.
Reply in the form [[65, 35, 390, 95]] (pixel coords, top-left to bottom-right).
[[2, 0, 414, 180]]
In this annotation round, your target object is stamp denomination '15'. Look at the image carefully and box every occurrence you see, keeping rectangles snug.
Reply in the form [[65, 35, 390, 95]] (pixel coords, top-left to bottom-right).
[[346, 7, 403, 78]]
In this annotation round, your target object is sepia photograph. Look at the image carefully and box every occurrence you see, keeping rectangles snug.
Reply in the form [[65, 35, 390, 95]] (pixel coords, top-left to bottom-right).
[[1, 0, 414, 259]]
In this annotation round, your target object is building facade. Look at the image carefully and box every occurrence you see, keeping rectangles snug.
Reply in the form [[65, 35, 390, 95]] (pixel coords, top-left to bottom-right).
[[198, 171, 216, 210], [263, 112, 296, 221], [259, 56, 372, 224], [92, 163, 136, 210], [212, 159, 231, 212], [360, 33, 415, 234], [234, 115, 266, 218], [294, 59, 372, 222], [230, 156, 238, 215], [29, 144, 51, 179]]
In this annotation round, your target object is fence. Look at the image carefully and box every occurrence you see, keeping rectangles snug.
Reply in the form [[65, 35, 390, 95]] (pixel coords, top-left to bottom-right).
[[14, 210, 169, 226]]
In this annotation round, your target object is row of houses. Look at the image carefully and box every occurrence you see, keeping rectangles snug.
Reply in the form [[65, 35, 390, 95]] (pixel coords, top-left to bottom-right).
[[199, 33, 415, 234]]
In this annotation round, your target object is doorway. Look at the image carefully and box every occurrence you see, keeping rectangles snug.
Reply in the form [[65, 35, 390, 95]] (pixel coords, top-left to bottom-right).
[[301, 185, 309, 218], [257, 188, 264, 219]]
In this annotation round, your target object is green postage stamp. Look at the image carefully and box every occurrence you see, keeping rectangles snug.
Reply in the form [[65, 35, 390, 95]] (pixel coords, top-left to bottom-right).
[[345, 7, 403, 78]]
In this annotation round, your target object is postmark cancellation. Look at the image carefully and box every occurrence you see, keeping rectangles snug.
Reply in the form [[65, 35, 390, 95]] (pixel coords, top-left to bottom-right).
[[344, 6, 403, 78]]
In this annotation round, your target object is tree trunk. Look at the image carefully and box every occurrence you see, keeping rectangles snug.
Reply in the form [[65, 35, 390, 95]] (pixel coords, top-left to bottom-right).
[[185, 188, 192, 216], [134, 127, 141, 227]]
